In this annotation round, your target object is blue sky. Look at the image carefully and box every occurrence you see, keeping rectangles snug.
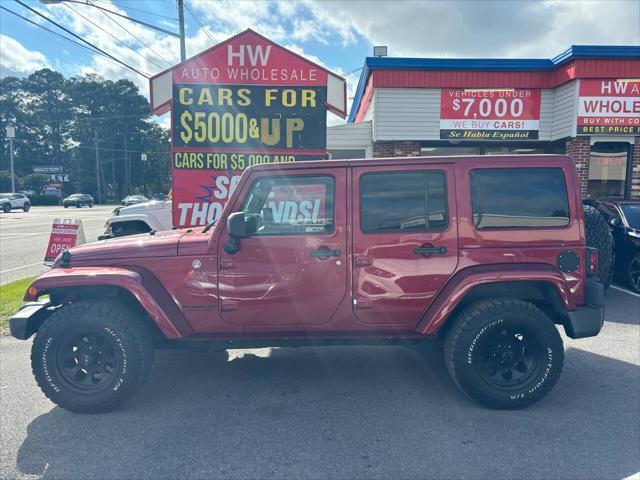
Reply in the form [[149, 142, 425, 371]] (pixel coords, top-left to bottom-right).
[[1, 0, 639, 125]]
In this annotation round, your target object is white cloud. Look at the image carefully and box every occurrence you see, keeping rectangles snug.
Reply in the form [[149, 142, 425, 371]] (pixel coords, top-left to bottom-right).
[[303, 0, 640, 58], [0, 35, 50, 76]]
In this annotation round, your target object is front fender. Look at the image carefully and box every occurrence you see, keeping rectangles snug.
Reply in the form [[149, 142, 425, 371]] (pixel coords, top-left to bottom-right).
[[416, 263, 575, 336], [25, 267, 191, 339]]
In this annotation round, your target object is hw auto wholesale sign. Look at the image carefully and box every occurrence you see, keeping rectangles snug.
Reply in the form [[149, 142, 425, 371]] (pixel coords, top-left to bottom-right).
[[577, 79, 640, 135], [440, 89, 541, 140], [150, 29, 346, 228]]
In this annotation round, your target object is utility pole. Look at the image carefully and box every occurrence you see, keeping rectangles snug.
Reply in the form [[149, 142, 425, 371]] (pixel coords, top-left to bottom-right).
[[177, 0, 186, 61], [94, 130, 102, 204], [5, 123, 16, 193], [6, 124, 16, 193]]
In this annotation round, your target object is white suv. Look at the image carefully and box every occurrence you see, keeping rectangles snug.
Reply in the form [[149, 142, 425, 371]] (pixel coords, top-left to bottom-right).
[[100, 199, 172, 238], [0, 193, 31, 212]]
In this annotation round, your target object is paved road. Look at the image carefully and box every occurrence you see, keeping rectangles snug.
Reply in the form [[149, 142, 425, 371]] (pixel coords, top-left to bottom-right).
[[0, 206, 114, 285], [1, 288, 638, 479]]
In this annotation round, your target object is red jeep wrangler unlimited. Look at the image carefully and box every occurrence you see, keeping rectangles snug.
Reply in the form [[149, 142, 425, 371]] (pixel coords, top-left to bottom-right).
[[11, 156, 604, 412]]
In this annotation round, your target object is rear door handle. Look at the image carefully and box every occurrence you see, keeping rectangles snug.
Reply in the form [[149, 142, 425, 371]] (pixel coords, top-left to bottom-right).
[[413, 246, 447, 255], [310, 248, 341, 258]]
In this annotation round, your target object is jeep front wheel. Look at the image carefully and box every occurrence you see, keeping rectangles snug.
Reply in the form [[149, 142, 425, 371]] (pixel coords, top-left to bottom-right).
[[444, 298, 564, 409], [31, 300, 154, 413]]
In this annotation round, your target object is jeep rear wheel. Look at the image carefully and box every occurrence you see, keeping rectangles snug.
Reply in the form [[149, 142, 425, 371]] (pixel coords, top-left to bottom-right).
[[583, 205, 614, 288], [31, 300, 154, 413], [444, 298, 564, 409]]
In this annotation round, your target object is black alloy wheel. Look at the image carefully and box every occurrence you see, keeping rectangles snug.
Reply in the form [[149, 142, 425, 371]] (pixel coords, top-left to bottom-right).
[[3, 203, 10, 213], [474, 326, 542, 389], [55, 330, 121, 393], [23, 203, 30, 212], [628, 254, 640, 294]]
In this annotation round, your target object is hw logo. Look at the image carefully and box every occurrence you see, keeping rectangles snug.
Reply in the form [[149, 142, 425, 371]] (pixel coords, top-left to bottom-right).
[[227, 44, 272, 67]]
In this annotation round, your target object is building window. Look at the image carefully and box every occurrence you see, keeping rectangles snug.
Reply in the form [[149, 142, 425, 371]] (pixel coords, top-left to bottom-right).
[[421, 145, 481, 156], [329, 149, 366, 159], [588, 142, 630, 198]]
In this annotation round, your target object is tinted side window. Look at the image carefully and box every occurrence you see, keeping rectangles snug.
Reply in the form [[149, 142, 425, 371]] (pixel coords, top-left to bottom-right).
[[470, 168, 570, 229], [242, 175, 335, 236], [360, 171, 448, 232]]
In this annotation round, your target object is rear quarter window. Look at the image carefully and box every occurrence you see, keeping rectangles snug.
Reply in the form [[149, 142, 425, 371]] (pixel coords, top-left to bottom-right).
[[470, 168, 570, 229]]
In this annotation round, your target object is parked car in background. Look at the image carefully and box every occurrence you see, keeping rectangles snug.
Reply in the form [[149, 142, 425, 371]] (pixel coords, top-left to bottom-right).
[[0, 196, 12, 213], [585, 198, 640, 293], [152, 193, 168, 201], [121, 194, 149, 206], [100, 200, 172, 239], [63, 193, 94, 208], [0, 192, 30, 212]]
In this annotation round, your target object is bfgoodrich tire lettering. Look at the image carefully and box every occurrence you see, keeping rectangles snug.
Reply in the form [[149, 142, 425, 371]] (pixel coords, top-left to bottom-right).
[[444, 298, 564, 409], [31, 300, 154, 413]]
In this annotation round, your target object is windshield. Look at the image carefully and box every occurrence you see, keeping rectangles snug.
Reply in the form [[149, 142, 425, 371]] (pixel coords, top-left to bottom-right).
[[621, 205, 640, 229]]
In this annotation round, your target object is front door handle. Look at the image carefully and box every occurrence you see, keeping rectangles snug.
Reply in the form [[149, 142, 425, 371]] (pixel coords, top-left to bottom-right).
[[310, 248, 341, 258], [414, 246, 447, 255]]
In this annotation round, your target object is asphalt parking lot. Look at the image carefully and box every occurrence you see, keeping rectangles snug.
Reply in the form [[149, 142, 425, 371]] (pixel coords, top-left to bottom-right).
[[0, 287, 638, 479], [0, 205, 114, 285]]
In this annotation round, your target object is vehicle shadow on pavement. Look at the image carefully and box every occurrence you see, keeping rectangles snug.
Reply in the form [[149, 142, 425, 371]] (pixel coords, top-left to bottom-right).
[[16, 345, 640, 479], [603, 287, 640, 325]]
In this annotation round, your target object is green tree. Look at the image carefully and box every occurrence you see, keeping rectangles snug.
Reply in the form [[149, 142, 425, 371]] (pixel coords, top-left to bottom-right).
[[0, 70, 170, 202]]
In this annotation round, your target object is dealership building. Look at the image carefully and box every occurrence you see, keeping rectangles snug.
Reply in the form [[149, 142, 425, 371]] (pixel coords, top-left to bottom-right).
[[327, 45, 640, 199]]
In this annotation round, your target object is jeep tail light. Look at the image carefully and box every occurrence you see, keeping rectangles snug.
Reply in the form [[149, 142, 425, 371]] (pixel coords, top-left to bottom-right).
[[586, 247, 599, 276]]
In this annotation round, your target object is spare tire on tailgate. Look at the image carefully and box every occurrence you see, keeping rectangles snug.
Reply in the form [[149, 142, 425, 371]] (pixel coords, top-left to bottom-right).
[[583, 204, 614, 288]]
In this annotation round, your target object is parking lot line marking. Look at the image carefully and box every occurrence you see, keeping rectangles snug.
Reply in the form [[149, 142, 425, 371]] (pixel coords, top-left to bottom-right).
[[0, 262, 45, 274], [610, 285, 640, 299]]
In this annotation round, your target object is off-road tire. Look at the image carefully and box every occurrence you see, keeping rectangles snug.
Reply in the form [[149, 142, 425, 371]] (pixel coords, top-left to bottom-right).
[[583, 205, 613, 288], [31, 300, 154, 413], [444, 298, 564, 409], [2, 203, 10, 213]]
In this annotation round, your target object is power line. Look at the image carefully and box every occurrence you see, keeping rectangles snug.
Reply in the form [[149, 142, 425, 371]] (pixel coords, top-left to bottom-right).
[[13, 0, 150, 78], [15, 138, 170, 155], [0, 5, 138, 72], [5, 114, 157, 127], [91, 2, 174, 68], [183, 0, 216, 46], [64, 3, 167, 71]]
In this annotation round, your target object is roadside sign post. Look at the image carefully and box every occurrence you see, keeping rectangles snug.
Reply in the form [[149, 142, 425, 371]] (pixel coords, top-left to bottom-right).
[[43, 219, 86, 265]]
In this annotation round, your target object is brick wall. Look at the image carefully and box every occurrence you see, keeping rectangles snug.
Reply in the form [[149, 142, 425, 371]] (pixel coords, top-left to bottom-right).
[[373, 141, 420, 158], [565, 136, 590, 197], [631, 137, 640, 199]]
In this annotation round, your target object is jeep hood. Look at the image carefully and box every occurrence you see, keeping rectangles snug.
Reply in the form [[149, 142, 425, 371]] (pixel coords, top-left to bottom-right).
[[65, 229, 184, 263]]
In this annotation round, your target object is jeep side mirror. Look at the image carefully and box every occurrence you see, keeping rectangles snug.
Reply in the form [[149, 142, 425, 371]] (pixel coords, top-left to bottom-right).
[[225, 212, 247, 255], [227, 212, 247, 238]]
